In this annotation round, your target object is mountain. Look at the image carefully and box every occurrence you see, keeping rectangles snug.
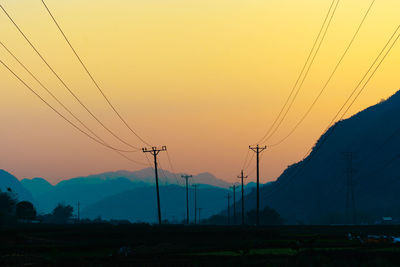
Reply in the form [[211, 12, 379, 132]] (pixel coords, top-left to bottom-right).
[[0, 170, 34, 202], [55, 168, 231, 189], [32, 178, 150, 213], [22, 168, 231, 214], [243, 90, 400, 224], [82, 185, 229, 223], [20, 178, 53, 198]]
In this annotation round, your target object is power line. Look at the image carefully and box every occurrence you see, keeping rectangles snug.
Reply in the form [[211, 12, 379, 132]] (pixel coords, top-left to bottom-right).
[[259, 0, 340, 145], [258, 26, 400, 203], [0, 41, 138, 154], [0, 58, 147, 166], [256, 0, 339, 145], [241, 149, 251, 170], [40, 0, 151, 147], [0, 4, 142, 151], [165, 150, 182, 186], [243, 151, 255, 171], [269, 0, 376, 147], [322, 25, 400, 140]]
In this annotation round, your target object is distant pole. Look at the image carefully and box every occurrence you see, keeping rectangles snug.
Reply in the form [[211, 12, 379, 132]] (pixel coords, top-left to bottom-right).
[[249, 144, 267, 226], [231, 185, 237, 225], [181, 174, 193, 225], [226, 193, 231, 225], [193, 184, 199, 224], [142, 146, 167, 225], [238, 170, 248, 225]]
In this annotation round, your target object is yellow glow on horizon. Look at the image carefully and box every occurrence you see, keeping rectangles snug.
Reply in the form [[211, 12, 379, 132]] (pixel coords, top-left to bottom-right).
[[1, 0, 399, 183]]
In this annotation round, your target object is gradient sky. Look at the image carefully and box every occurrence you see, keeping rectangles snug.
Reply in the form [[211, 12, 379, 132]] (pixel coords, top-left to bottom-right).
[[1, 0, 399, 184]]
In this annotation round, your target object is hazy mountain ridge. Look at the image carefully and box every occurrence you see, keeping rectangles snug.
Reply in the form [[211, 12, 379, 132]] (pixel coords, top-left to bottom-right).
[[20, 168, 234, 214], [20, 177, 53, 198], [244, 90, 400, 224], [48, 168, 231, 188], [82, 185, 230, 223], [0, 170, 34, 202]]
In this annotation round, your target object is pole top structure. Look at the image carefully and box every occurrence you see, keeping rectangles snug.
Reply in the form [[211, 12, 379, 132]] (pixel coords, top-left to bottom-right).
[[181, 174, 193, 178], [238, 170, 248, 179], [249, 144, 267, 151], [142, 146, 167, 153]]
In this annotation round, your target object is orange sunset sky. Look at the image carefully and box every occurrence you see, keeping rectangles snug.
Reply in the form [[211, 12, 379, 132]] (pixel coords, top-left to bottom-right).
[[1, 0, 399, 184]]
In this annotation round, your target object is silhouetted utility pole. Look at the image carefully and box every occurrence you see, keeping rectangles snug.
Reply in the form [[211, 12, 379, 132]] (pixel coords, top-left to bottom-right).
[[343, 152, 356, 224], [193, 184, 199, 224], [226, 193, 231, 225], [143, 146, 167, 225], [237, 170, 248, 225], [249, 144, 267, 226], [181, 174, 193, 224], [231, 185, 237, 225]]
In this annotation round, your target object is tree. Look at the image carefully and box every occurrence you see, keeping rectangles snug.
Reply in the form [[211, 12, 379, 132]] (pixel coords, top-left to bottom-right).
[[16, 201, 36, 221], [247, 206, 283, 225], [0, 190, 17, 224], [52, 203, 73, 224]]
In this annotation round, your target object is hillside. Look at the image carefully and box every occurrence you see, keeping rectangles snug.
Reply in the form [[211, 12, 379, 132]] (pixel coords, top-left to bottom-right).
[[20, 178, 53, 199], [0, 170, 33, 202], [21, 168, 232, 214], [243, 90, 400, 224], [82, 185, 229, 223]]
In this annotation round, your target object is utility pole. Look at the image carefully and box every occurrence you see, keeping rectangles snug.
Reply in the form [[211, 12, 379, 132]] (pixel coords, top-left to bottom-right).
[[231, 185, 237, 225], [181, 174, 193, 224], [249, 144, 267, 226], [142, 146, 167, 225], [193, 184, 199, 224], [237, 170, 248, 225], [226, 193, 231, 225], [343, 152, 356, 224]]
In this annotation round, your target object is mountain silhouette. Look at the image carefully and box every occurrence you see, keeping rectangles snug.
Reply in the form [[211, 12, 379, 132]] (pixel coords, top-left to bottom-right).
[[0, 170, 33, 202], [30, 178, 149, 213], [81, 185, 229, 223], [20, 178, 53, 199], [243, 90, 400, 224], [21, 168, 232, 214]]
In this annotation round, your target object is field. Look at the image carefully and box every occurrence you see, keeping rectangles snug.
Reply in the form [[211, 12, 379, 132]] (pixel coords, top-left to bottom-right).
[[2, 224, 400, 266]]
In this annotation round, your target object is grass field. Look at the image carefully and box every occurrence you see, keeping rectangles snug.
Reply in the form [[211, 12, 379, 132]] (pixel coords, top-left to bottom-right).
[[2, 224, 400, 266]]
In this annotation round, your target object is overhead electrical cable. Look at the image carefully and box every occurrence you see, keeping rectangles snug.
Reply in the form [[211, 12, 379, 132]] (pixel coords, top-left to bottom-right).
[[269, 0, 375, 147], [165, 150, 181, 185], [0, 4, 142, 151], [314, 24, 400, 151], [259, 25, 400, 201], [259, 0, 340, 145], [40, 0, 151, 147], [255, 0, 338, 145], [241, 149, 251, 170], [0, 58, 148, 166], [0, 41, 138, 153]]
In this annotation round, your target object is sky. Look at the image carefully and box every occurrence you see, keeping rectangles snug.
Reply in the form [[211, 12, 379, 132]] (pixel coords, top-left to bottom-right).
[[0, 0, 399, 184]]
